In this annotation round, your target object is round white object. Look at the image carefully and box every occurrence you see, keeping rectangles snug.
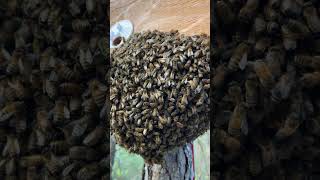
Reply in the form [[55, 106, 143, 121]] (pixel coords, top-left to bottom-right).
[[110, 20, 133, 48]]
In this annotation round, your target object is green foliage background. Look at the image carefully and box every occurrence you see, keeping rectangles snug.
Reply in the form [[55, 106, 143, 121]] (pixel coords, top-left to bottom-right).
[[111, 131, 210, 180]]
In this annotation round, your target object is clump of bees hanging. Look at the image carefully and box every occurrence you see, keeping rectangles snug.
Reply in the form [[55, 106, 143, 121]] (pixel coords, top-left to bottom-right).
[[111, 30, 210, 164], [0, 0, 109, 179], [212, 0, 320, 179]]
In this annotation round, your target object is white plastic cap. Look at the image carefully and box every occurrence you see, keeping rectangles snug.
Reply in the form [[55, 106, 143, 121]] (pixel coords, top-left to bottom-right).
[[110, 20, 134, 48]]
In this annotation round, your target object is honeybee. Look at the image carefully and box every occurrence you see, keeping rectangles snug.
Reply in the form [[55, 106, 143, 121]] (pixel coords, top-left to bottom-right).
[[53, 99, 70, 125], [36, 110, 51, 132], [56, 63, 79, 81], [271, 72, 295, 102], [249, 150, 262, 176], [79, 48, 94, 72], [82, 98, 97, 113], [239, 0, 259, 23], [245, 76, 258, 108], [5, 158, 16, 175], [59, 82, 81, 96], [300, 71, 320, 88], [266, 21, 280, 34], [254, 16, 266, 35], [228, 83, 243, 105], [217, 1, 235, 26], [254, 37, 271, 56], [228, 42, 250, 71], [213, 129, 241, 153], [72, 19, 91, 33], [228, 103, 248, 137], [281, 0, 302, 18], [83, 126, 104, 146], [256, 139, 277, 167], [212, 64, 228, 89], [0, 101, 24, 122], [2, 135, 20, 157], [8, 79, 30, 100], [89, 79, 107, 107], [20, 155, 45, 167], [274, 113, 301, 141], [253, 60, 275, 89], [50, 140, 69, 155], [44, 79, 57, 99], [294, 55, 320, 70], [76, 164, 99, 180]]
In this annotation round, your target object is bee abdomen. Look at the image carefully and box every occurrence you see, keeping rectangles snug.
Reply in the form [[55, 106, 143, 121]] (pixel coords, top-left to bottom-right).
[[72, 19, 91, 33], [59, 83, 81, 96], [50, 141, 69, 155]]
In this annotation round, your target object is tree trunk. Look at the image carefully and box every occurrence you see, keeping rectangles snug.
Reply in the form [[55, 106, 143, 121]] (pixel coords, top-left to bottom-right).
[[110, 134, 116, 167], [142, 143, 194, 180]]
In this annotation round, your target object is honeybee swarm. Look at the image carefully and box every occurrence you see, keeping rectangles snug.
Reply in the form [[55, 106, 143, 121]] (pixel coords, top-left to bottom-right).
[[0, 0, 109, 179], [111, 30, 210, 164], [213, 0, 320, 179]]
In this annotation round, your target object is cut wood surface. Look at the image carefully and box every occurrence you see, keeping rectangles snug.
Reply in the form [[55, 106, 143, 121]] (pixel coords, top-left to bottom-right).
[[110, 0, 210, 35]]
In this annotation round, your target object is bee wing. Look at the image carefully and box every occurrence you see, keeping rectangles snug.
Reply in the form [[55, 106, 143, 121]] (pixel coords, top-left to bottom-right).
[[64, 106, 70, 119], [239, 53, 248, 70], [13, 137, 20, 156], [86, 48, 93, 64], [35, 129, 46, 147]]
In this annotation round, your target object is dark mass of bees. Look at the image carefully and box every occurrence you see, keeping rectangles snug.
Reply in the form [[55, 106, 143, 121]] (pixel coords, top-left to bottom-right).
[[0, 0, 109, 179], [111, 30, 210, 164], [212, 0, 320, 179]]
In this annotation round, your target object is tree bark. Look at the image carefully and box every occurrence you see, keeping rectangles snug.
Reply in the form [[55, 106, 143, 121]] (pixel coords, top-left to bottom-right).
[[142, 143, 194, 180], [110, 134, 116, 167]]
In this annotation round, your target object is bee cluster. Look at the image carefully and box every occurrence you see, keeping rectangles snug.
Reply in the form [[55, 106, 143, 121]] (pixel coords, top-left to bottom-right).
[[0, 0, 109, 179], [212, 0, 320, 179], [111, 30, 210, 164]]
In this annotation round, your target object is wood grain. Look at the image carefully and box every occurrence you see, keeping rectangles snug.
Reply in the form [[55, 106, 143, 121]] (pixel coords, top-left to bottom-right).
[[110, 0, 210, 35]]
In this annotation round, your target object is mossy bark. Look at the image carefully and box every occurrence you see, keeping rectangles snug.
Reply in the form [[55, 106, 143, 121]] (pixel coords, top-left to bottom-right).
[[142, 143, 194, 180]]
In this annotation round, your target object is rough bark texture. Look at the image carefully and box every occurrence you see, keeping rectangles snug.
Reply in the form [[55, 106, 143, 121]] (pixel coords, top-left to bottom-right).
[[142, 143, 194, 180], [110, 134, 116, 167]]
